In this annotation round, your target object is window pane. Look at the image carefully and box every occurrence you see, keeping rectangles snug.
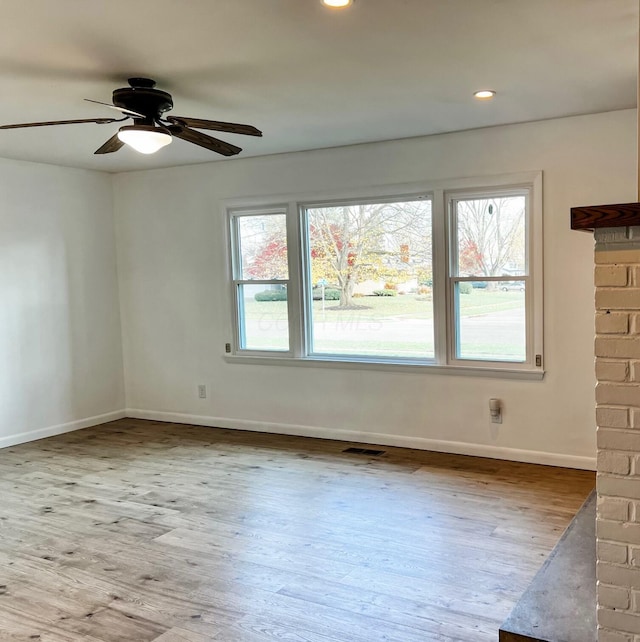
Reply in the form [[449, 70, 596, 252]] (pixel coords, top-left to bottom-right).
[[456, 196, 526, 277], [306, 199, 434, 359], [238, 284, 289, 351], [237, 214, 288, 280], [455, 283, 526, 361]]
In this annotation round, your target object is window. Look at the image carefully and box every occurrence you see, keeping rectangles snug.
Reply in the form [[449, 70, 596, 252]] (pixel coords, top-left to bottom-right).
[[231, 210, 290, 351], [227, 173, 542, 377], [448, 191, 529, 364], [305, 198, 433, 359]]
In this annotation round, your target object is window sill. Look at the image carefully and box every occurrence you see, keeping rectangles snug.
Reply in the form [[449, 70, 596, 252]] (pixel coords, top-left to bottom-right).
[[223, 354, 545, 380]]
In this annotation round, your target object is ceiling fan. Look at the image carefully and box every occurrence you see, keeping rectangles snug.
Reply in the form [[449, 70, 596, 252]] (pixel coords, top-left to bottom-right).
[[0, 77, 262, 156]]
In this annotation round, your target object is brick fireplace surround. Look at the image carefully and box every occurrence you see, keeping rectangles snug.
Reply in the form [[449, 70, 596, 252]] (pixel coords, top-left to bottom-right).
[[572, 205, 640, 641]]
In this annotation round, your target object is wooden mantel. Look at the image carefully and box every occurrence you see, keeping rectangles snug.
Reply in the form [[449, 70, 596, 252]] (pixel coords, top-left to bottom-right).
[[571, 202, 640, 231]]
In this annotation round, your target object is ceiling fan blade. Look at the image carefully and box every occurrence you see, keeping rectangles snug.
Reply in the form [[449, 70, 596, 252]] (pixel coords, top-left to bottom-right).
[[0, 117, 118, 130], [94, 133, 125, 155], [84, 99, 145, 118], [168, 125, 241, 156], [167, 116, 262, 137]]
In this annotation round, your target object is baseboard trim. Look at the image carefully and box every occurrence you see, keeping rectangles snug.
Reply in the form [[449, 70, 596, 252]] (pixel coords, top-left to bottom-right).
[[0, 410, 127, 449], [125, 408, 596, 471]]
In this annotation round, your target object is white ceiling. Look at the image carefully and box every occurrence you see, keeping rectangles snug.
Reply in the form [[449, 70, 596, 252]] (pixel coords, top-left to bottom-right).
[[0, 0, 636, 173]]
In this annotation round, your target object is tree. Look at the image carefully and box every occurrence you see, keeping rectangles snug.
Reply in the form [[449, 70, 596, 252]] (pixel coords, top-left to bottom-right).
[[239, 215, 288, 280], [309, 215, 382, 307], [245, 234, 288, 279], [459, 239, 483, 276], [455, 197, 525, 278], [308, 201, 431, 308]]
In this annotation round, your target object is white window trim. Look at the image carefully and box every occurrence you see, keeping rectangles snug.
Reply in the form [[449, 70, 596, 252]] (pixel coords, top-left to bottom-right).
[[223, 171, 544, 380]]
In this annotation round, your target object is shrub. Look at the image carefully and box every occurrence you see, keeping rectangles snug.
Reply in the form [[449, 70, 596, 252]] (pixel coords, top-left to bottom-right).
[[312, 288, 341, 300], [459, 282, 472, 295], [254, 289, 288, 302], [373, 289, 397, 296]]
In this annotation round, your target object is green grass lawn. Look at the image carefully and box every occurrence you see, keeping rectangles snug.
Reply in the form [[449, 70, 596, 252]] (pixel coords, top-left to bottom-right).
[[241, 290, 525, 359], [242, 289, 523, 319]]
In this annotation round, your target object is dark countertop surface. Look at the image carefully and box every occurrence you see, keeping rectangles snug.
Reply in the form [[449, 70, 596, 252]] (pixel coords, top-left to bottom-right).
[[499, 490, 596, 642]]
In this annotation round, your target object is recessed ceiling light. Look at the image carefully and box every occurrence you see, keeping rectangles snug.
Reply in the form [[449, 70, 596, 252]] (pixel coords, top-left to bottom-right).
[[321, 0, 353, 7], [474, 90, 496, 100]]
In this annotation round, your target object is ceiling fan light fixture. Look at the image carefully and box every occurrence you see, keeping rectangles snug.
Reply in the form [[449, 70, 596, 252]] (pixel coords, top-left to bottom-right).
[[321, 0, 353, 8], [117, 124, 172, 154]]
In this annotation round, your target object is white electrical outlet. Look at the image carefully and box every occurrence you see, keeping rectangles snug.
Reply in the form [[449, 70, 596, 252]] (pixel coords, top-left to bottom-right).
[[198, 384, 207, 399]]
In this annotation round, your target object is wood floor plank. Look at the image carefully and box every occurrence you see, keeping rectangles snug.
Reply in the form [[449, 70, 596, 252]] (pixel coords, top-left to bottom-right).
[[0, 419, 594, 641], [153, 628, 214, 642]]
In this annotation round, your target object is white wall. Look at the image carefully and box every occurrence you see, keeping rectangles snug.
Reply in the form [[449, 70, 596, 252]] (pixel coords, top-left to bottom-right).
[[0, 158, 125, 446], [114, 110, 637, 469]]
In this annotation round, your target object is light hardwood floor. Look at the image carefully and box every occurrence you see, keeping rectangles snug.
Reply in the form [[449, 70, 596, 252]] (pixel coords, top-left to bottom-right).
[[0, 419, 594, 641]]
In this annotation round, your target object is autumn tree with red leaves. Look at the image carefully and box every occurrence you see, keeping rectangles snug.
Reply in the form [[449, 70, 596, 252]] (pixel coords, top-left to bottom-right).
[[308, 201, 431, 308], [245, 235, 288, 280], [456, 197, 525, 279]]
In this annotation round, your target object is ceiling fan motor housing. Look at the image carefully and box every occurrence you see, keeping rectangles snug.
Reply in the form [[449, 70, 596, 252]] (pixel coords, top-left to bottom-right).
[[112, 78, 173, 121]]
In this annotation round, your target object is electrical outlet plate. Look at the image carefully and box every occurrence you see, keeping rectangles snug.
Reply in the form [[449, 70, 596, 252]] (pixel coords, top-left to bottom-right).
[[198, 384, 207, 399]]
